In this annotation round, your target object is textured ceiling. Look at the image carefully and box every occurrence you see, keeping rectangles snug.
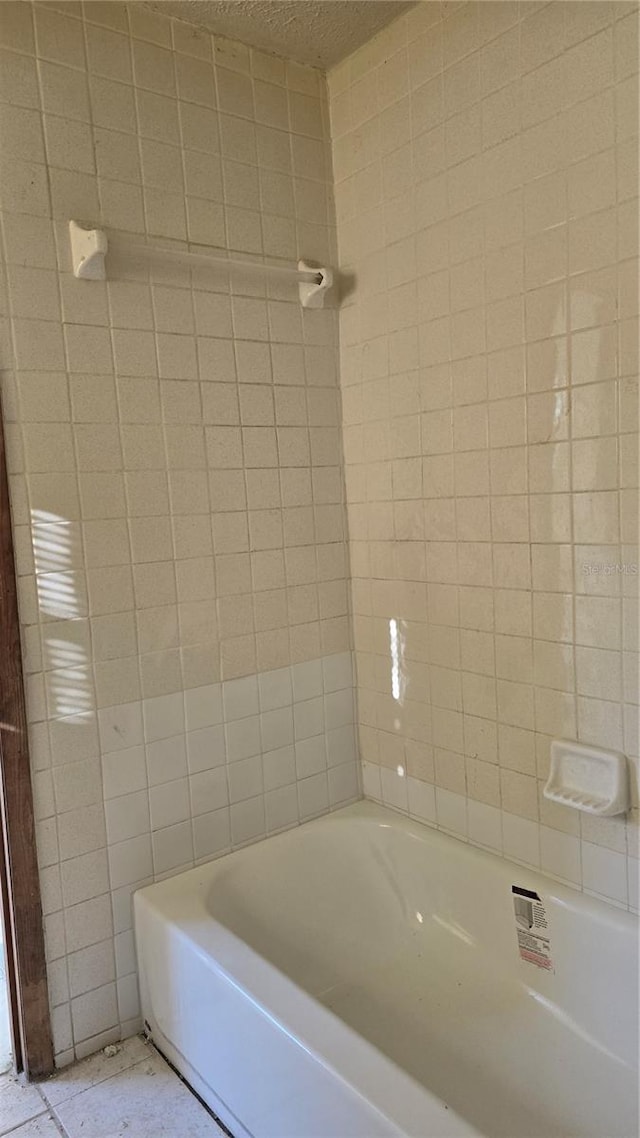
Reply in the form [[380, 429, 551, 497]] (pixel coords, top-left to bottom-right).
[[146, 1, 415, 68]]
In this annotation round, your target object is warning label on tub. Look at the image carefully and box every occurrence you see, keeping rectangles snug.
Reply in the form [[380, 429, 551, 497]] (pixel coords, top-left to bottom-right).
[[512, 886, 554, 972]]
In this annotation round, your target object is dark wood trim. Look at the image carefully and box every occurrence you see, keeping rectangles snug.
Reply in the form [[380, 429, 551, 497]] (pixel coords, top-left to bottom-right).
[[0, 410, 54, 1080]]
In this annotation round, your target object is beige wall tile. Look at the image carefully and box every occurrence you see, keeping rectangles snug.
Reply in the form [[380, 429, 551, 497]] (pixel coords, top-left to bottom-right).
[[0, 0, 354, 1061], [330, 0, 638, 905]]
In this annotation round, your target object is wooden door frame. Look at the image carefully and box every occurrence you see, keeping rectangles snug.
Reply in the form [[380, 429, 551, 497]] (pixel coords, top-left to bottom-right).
[[0, 411, 54, 1080]]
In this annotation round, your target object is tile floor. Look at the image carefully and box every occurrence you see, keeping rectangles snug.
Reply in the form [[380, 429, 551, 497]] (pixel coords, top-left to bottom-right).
[[0, 1036, 227, 1137]]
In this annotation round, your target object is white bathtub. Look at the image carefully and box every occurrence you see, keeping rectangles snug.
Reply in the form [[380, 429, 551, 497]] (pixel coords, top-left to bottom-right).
[[134, 802, 639, 1138]]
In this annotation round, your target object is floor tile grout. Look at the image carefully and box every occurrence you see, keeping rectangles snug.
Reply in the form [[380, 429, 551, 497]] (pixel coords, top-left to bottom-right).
[[0, 1117, 47, 1137], [35, 1089, 68, 1138], [0, 1036, 224, 1137], [46, 1107, 69, 1138]]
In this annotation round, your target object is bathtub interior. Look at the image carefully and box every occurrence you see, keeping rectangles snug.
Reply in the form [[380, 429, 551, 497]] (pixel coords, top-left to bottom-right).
[[202, 806, 639, 1138]]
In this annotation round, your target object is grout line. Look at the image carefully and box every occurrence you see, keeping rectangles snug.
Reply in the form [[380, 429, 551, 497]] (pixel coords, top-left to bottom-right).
[[45, 1109, 68, 1138], [0, 1106, 51, 1138]]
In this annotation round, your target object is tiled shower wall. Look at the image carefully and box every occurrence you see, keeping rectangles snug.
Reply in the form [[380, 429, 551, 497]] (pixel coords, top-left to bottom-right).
[[329, 1, 639, 910], [0, 0, 638, 1073], [0, 0, 358, 1063]]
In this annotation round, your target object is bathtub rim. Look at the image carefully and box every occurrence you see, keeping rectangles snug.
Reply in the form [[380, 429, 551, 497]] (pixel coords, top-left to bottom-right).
[[137, 799, 637, 937]]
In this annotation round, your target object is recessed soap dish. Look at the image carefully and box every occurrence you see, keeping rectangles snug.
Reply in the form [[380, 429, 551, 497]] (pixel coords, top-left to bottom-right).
[[544, 739, 629, 816]]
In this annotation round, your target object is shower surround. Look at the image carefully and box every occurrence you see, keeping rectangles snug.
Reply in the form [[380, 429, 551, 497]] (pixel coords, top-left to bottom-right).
[[328, 0, 638, 908], [0, 0, 355, 1064], [0, 0, 638, 1072]]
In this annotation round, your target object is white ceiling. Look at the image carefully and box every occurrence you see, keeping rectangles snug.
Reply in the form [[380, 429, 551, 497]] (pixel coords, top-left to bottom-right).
[[146, 0, 415, 69]]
